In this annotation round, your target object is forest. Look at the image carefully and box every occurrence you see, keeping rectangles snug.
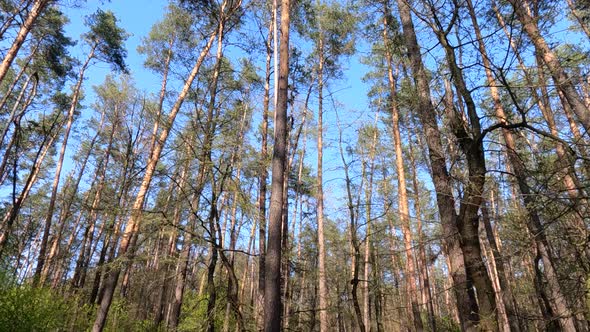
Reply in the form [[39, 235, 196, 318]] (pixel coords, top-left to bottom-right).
[[1, 0, 590, 331]]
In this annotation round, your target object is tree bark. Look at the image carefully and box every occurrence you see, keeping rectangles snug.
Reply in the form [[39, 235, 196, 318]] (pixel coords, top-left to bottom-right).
[[91, 26, 218, 332], [35, 45, 96, 283], [0, 0, 50, 85], [315, 24, 331, 332], [257, 16, 273, 325], [566, 0, 590, 40], [408, 134, 436, 332], [509, 0, 590, 133], [0, 114, 60, 255], [394, 0, 478, 329], [263, 0, 290, 328]]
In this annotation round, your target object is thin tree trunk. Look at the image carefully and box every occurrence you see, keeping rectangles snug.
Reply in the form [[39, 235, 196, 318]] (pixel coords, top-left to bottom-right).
[[395, 0, 478, 329], [206, 191, 220, 332], [0, 114, 60, 255], [35, 46, 96, 283], [315, 25, 330, 332], [168, 193, 197, 330], [41, 109, 107, 285], [0, 0, 50, 85], [336, 114, 365, 332], [154, 162, 189, 327], [257, 16, 273, 326], [566, 0, 590, 40], [382, 14, 422, 327], [509, 0, 590, 133], [91, 26, 219, 332], [363, 112, 379, 332], [72, 102, 119, 290], [0, 67, 37, 149], [263, 0, 291, 328], [408, 135, 436, 332]]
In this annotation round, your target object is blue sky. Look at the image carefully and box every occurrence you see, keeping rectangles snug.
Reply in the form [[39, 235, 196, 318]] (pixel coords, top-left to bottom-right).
[[47, 0, 590, 226], [58, 0, 375, 220], [63, 0, 167, 93]]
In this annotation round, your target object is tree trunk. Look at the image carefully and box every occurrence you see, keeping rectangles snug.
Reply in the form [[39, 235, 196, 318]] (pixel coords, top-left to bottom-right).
[[566, 0, 590, 40], [206, 193, 220, 332], [0, 114, 60, 255], [509, 0, 590, 133], [257, 16, 273, 325], [263, 0, 290, 328], [337, 115, 365, 332], [394, 0, 477, 329], [408, 135, 437, 332], [315, 26, 331, 332], [381, 13, 422, 328], [91, 27, 218, 332], [41, 109, 106, 285], [35, 46, 96, 283], [436, 20, 498, 325], [0, 0, 50, 85]]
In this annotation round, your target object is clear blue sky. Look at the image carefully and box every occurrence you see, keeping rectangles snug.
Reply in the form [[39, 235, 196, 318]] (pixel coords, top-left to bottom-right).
[[59, 0, 374, 220]]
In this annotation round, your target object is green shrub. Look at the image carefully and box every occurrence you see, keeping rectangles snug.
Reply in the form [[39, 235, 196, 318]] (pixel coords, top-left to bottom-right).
[[0, 281, 70, 331]]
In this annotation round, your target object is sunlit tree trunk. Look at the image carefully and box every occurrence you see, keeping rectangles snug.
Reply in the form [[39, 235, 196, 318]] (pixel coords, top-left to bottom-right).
[[0, 115, 60, 255], [0, 0, 50, 85], [257, 15, 273, 327], [381, 11, 422, 328], [315, 25, 331, 332], [41, 109, 107, 285], [395, 0, 477, 329], [35, 46, 96, 283], [408, 134, 436, 332], [91, 26, 218, 332], [509, 0, 590, 133], [263, 0, 290, 328]]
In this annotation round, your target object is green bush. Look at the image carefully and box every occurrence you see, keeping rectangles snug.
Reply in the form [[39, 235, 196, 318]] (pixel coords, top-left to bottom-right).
[[0, 281, 70, 331]]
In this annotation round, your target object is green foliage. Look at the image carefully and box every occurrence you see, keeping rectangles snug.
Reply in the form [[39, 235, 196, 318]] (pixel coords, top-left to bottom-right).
[[177, 290, 231, 332], [137, 4, 196, 73], [30, 6, 76, 86], [434, 315, 461, 332], [297, 0, 358, 78], [0, 273, 80, 331], [103, 299, 156, 332], [84, 9, 129, 73]]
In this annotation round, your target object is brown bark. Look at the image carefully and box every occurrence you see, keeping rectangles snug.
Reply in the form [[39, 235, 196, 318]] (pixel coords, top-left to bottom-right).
[[35, 45, 96, 283], [0, 113, 60, 255], [91, 25, 219, 332], [509, 0, 590, 133], [395, 0, 478, 329], [257, 16, 273, 323], [337, 116, 365, 332], [0, 0, 50, 85], [380, 7, 422, 330], [263, 0, 290, 328]]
